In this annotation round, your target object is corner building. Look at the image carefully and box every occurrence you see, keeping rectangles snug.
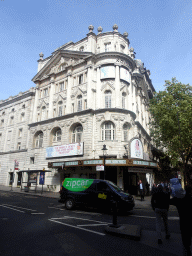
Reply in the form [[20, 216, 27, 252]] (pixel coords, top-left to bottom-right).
[[0, 25, 157, 195]]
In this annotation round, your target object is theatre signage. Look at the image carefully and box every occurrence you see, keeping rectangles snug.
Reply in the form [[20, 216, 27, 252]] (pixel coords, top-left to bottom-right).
[[46, 143, 84, 158]]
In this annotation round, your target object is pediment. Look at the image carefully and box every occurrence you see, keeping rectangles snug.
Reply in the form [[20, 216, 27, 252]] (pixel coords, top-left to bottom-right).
[[53, 94, 66, 105], [101, 80, 115, 91], [71, 86, 86, 98], [32, 50, 92, 83]]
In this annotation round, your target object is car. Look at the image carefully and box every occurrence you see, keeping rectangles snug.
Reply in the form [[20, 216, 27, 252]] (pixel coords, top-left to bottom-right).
[[59, 178, 135, 213]]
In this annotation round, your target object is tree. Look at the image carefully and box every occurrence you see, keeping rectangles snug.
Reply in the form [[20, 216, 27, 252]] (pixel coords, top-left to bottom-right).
[[149, 78, 192, 187]]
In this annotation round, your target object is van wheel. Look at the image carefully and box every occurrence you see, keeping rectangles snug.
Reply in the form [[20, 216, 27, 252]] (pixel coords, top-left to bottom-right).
[[65, 198, 75, 210]]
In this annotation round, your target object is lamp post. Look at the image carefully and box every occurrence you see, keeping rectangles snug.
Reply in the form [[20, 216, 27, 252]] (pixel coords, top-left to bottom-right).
[[102, 144, 108, 180]]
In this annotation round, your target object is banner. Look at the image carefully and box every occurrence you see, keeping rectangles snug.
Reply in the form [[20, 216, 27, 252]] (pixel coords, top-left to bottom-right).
[[120, 67, 130, 83], [100, 66, 115, 79], [46, 143, 84, 158], [130, 139, 143, 159]]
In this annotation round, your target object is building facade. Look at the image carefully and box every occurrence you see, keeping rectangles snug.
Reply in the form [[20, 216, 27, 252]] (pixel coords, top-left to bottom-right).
[[0, 25, 157, 194]]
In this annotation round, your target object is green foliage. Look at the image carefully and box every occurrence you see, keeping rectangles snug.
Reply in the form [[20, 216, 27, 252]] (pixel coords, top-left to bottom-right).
[[149, 78, 192, 171]]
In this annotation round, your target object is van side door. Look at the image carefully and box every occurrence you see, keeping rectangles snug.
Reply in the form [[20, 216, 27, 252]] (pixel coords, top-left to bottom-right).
[[96, 181, 112, 210]]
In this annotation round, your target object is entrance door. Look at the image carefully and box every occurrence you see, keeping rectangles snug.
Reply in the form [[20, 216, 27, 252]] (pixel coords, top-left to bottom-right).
[[17, 172, 22, 186], [9, 173, 13, 186], [105, 166, 117, 184], [123, 170, 138, 195]]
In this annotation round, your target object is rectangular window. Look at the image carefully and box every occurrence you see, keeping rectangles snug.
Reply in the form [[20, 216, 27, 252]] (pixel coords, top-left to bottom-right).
[[59, 82, 64, 92], [64, 105, 66, 115], [30, 157, 34, 164], [21, 113, 25, 122], [72, 103, 74, 113], [17, 142, 21, 150], [105, 43, 111, 52], [79, 74, 83, 84], [105, 95, 111, 108], [84, 99, 87, 110], [58, 106, 62, 116], [10, 116, 14, 125], [18, 128, 23, 138], [1, 119, 4, 127], [76, 133, 81, 143], [77, 100, 82, 112], [72, 134, 75, 143], [44, 88, 48, 97], [124, 131, 128, 142], [122, 97, 125, 109], [53, 109, 56, 117]]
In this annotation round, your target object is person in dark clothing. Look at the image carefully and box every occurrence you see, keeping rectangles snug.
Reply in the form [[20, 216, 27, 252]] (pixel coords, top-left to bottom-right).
[[145, 182, 150, 196], [151, 183, 157, 195], [151, 185, 170, 244], [170, 186, 192, 256], [138, 180, 144, 201]]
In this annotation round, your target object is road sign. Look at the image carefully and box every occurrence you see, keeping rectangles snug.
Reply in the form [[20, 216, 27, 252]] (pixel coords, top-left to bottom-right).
[[96, 165, 104, 171]]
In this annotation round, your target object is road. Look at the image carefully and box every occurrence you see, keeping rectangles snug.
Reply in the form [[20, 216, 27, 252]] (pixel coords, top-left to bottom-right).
[[0, 191, 181, 256]]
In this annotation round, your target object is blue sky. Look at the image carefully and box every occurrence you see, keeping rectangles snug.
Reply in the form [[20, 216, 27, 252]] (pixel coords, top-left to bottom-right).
[[0, 0, 192, 100]]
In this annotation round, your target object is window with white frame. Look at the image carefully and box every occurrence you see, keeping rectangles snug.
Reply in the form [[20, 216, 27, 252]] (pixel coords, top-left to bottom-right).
[[0, 133, 2, 143], [41, 106, 46, 120], [53, 128, 61, 142], [79, 74, 83, 84], [10, 116, 14, 125], [122, 92, 126, 109], [84, 99, 87, 110], [17, 142, 21, 150], [1, 119, 4, 127], [35, 132, 43, 148], [123, 123, 130, 142], [18, 128, 23, 138], [105, 42, 111, 52], [105, 90, 112, 108], [101, 121, 115, 141], [11, 108, 14, 112], [59, 82, 64, 92], [58, 101, 63, 116], [72, 125, 83, 143], [120, 45, 125, 53], [72, 103, 74, 113], [21, 113, 25, 122], [44, 88, 48, 97], [79, 46, 84, 52], [77, 95, 82, 112]]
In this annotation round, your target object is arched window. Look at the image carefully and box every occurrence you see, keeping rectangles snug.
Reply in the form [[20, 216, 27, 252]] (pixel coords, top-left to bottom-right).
[[77, 95, 82, 112], [10, 116, 14, 125], [72, 125, 83, 143], [21, 113, 25, 122], [123, 123, 130, 142], [105, 90, 111, 108], [35, 132, 43, 148], [122, 92, 126, 109], [79, 46, 84, 52], [102, 121, 115, 141], [53, 128, 61, 142], [58, 101, 63, 117]]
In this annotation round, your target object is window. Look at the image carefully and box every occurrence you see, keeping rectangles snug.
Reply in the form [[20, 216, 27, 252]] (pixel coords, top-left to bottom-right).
[[22, 104, 25, 109], [18, 128, 23, 138], [102, 122, 115, 141], [79, 74, 83, 84], [10, 116, 14, 125], [58, 101, 63, 117], [122, 92, 126, 109], [84, 99, 87, 110], [0, 133, 2, 142], [120, 45, 125, 53], [77, 95, 82, 112], [35, 132, 43, 148], [21, 113, 25, 122], [11, 108, 15, 112], [72, 125, 83, 143], [79, 46, 84, 52], [72, 103, 74, 113], [53, 128, 61, 142], [1, 119, 4, 127], [17, 142, 21, 150], [123, 123, 130, 142], [41, 106, 46, 120], [59, 82, 64, 92], [44, 88, 48, 97], [30, 157, 34, 164], [105, 90, 111, 108], [105, 43, 111, 52]]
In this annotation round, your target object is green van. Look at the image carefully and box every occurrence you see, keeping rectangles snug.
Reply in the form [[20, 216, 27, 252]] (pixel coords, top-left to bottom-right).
[[59, 178, 135, 212]]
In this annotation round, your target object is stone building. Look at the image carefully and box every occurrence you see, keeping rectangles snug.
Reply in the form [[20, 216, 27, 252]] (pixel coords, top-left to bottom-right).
[[0, 25, 157, 194]]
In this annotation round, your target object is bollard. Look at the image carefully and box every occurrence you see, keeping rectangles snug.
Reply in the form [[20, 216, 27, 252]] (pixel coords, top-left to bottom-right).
[[109, 200, 121, 228]]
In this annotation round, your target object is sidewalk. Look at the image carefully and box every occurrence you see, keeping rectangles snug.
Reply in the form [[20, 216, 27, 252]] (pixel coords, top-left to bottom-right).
[[0, 185, 186, 255]]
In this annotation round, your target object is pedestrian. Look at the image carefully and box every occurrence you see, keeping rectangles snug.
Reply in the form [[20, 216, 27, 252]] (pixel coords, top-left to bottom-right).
[[151, 183, 157, 195], [170, 185, 192, 256], [151, 184, 170, 244], [145, 182, 150, 196], [138, 180, 144, 201]]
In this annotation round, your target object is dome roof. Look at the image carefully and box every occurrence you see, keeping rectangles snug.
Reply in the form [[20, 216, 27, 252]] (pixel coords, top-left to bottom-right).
[[135, 59, 144, 68]]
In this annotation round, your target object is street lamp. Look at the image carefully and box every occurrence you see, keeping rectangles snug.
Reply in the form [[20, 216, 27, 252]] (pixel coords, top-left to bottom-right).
[[102, 144, 108, 180]]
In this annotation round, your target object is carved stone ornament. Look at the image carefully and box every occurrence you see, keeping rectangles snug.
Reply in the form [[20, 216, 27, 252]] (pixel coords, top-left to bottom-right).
[[96, 115, 105, 122], [66, 120, 73, 127], [115, 59, 131, 70], [79, 117, 87, 123], [101, 80, 115, 91], [111, 115, 119, 121]]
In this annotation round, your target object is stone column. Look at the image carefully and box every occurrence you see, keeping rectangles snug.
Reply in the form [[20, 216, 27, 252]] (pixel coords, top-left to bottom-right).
[[115, 64, 121, 108], [32, 83, 40, 123], [132, 81, 136, 114], [87, 66, 93, 109], [66, 72, 72, 114], [48, 76, 55, 119]]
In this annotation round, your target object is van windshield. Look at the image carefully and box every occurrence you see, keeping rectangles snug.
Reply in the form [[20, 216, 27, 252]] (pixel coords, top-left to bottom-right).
[[108, 181, 123, 192]]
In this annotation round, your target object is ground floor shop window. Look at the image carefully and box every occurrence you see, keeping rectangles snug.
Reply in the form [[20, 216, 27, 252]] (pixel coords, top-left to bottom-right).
[[9, 173, 14, 185], [17, 172, 22, 186]]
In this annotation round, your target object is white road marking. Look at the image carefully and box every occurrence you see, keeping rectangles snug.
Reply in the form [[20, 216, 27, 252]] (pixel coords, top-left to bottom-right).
[[77, 223, 110, 227], [48, 219, 106, 236], [0, 205, 25, 213], [53, 216, 109, 224], [72, 211, 102, 215], [2, 204, 36, 211], [48, 206, 65, 210], [31, 213, 45, 214], [131, 215, 179, 220]]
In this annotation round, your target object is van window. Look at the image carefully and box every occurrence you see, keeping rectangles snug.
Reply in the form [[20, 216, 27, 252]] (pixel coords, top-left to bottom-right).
[[97, 182, 109, 191], [108, 181, 122, 192]]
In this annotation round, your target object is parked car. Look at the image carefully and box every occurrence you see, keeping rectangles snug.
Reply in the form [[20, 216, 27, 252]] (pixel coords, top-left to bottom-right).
[[59, 178, 135, 212]]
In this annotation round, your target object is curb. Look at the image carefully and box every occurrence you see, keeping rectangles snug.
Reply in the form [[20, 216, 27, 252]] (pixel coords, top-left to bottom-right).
[[0, 189, 59, 199], [105, 224, 141, 241]]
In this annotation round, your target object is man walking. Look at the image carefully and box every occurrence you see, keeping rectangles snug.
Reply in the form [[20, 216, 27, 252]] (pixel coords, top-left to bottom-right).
[[138, 180, 144, 201], [151, 184, 170, 244]]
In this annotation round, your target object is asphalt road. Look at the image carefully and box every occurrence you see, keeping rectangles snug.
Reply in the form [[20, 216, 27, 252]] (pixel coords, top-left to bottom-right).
[[0, 191, 181, 256]]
